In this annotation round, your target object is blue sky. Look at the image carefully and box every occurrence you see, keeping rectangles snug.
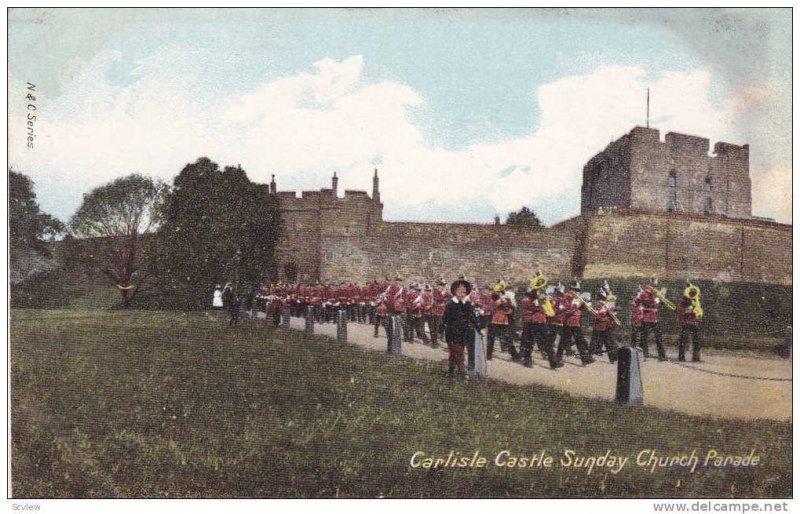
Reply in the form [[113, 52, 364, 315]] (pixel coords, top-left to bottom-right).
[[8, 8, 792, 225]]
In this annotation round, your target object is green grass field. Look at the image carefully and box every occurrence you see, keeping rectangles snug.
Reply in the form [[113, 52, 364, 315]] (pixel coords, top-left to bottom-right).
[[11, 309, 791, 498]]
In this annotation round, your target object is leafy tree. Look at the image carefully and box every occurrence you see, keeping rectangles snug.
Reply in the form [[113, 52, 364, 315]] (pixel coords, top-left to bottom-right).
[[69, 174, 166, 308], [9, 169, 65, 254], [506, 206, 543, 228], [149, 158, 281, 310]]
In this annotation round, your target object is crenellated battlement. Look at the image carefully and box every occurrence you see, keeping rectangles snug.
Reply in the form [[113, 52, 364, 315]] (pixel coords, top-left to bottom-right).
[[261, 126, 783, 287], [582, 126, 751, 218]]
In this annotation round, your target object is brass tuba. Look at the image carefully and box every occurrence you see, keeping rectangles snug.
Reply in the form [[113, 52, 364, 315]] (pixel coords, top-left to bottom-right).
[[529, 270, 548, 290], [684, 283, 703, 319]]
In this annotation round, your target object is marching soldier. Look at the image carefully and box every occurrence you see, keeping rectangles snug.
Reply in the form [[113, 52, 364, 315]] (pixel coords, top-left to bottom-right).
[[476, 284, 494, 331], [408, 283, 430, 344], [677, 282, 703, 362], [520, 277, 558, 369], [385, 275, 408, 342], [558, 281, 595, 366], [428, 279, 448, 349], [591, 281, 619, 363], [488, 283, 520, 362], [503, 281, 520, 352], [375, 298, 389, 342], [419, 284, 435, 346], [635, 278, 667, 361]]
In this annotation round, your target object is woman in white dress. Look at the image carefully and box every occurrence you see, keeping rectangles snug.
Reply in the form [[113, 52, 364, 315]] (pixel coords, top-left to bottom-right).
[[212, 285, 224, 309]]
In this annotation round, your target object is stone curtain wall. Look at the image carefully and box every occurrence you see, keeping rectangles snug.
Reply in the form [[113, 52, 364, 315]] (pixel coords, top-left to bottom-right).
[[319, 221, 579, 285], [580, 211, 791, 285], [317, 213, 791, 286]]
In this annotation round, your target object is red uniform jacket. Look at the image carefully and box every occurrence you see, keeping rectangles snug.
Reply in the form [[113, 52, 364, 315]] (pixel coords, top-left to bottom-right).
[[479, 291, 495, 316], [376, 302, 388, 317], [677, 296, 698, 326], [521, 295, 547, 324], [268, 297, 283, 314], [636, 289, 660, 323], [407, 291, 424, 316], [419, 291, 434, 316], [629, 299, 643, 327], [491, 298, 513, 325], [593, 300, 616, 332], [552, 295, 568, 326], [386, 283, 406, 314], [563, 295, 583, 327], [431, 288, 447, 317]]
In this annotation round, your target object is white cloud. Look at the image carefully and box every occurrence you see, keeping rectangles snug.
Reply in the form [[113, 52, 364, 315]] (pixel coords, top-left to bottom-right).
[[751, 166, 792, 224], [8, 53, 790, 225]]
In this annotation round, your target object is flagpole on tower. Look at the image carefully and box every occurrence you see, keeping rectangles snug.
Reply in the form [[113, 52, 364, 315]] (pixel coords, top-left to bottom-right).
[[646, 88, 650, 128]]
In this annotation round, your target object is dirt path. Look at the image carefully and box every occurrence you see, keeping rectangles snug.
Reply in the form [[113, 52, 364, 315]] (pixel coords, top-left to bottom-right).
[[284, 316, 791, 422]]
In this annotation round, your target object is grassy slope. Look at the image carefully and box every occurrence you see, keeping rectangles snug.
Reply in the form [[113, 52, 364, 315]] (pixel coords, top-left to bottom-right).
[[10, 310, 791, 498], [10, 270, 120, 310]]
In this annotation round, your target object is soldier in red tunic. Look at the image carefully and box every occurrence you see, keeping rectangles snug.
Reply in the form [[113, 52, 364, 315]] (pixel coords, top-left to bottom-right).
[[488, 288, 520, 362], [635, 278, 667, 361], [677, 283, 703, 362], [520, 287, 558, 368], [558, 281, 595, 366], [385, 275, 408, 341], [375, 298, 389, 341], [591, 284, 619, 363], [408, 283, 429, 344], [417, 284, 435, 346], [476, 285, 494, 332], [428, 279, 448, 349]]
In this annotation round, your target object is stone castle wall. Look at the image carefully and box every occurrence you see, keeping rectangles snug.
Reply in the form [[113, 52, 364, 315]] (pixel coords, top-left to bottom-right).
[[318, 221, 580, 285], [313, 212, 791, 286], [267, 126, 785, 288], [272, 186, 382, 283], [580, 210, 791, 285]]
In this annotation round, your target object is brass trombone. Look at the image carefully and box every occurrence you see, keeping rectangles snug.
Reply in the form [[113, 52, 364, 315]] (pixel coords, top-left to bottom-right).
[[577, 293, 598, 315], [647, 285, 676, 310]]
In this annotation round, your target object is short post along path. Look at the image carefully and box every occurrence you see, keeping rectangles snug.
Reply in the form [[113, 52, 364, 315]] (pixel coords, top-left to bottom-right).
[[284, 316, 791, 421]]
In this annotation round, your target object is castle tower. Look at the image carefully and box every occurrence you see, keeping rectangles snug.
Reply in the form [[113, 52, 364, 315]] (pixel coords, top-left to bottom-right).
[[270, 174, 277, 194], [372, 168, 381, 203], [581, 126, 752, 219], [332, 172, 338, 198]]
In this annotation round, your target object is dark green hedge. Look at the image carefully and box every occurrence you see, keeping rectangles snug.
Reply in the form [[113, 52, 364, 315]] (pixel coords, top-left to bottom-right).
[[510, 278, 790, 340]]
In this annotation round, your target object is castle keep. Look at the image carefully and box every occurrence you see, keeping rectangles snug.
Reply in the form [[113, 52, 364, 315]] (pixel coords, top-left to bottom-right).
[[269, 126, 791, 286], [582, 126, 752, 218]]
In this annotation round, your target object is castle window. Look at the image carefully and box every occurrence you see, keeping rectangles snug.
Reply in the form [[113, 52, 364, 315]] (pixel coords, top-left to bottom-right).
[[704, 197, 714, 215], [667, 198, 676, 212], [704, 176, 713, 192], [668, 171, 677, 187]]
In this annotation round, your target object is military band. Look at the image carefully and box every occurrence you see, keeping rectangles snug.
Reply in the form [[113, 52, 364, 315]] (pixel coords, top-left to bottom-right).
[[250, 272, 705, 371]]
